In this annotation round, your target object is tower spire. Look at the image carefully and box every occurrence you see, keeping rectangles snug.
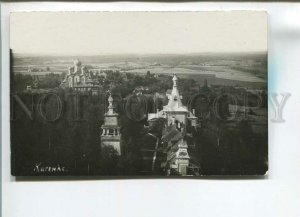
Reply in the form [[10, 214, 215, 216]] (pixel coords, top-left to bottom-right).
[[166, 74, 182, 109], [101, 90, 122, 155], [107, 91, 115, 115], [172, 73, 178, 88]]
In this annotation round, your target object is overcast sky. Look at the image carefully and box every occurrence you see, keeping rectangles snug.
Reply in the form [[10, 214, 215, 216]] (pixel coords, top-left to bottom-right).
[[10, 11, 267, 55]]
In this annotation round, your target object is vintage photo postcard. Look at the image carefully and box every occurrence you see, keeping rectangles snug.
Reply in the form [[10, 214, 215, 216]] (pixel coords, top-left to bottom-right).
[[10, 11, 268, 177]]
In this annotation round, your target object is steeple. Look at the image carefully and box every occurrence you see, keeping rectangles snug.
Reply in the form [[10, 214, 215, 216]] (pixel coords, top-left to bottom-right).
[[172, 74, 178, 87], [166, 74, 183, 109], [101, 90, 121, 155], [107, 91, 115, 115]]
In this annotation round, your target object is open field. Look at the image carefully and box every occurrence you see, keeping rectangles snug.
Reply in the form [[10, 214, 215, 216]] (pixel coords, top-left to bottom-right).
[[12, 52, 267, 87]]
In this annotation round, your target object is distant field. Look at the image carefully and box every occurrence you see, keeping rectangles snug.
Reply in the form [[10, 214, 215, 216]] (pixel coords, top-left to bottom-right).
[[11, 52, 267, 87], [126, 65, 266, 83]]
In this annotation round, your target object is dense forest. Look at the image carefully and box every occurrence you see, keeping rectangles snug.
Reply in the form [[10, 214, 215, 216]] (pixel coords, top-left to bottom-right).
[[11, 69, 268, 176]]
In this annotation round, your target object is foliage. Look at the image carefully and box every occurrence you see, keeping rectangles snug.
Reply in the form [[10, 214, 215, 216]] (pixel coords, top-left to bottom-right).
[[11, 70, 268, 176]]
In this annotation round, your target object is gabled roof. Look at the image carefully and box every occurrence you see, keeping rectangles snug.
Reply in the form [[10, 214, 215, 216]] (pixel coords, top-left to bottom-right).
[[161, 125, 182, 143]]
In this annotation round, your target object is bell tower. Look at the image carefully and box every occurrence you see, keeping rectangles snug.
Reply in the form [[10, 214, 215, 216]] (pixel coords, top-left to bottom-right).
[[100, 91, 121, 155]]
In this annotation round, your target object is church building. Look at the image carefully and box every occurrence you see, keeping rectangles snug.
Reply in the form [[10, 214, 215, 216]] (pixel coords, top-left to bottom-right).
[[148, 74, 199, 176], [148, 74, 198, 133], [60, 59, 101, 93]]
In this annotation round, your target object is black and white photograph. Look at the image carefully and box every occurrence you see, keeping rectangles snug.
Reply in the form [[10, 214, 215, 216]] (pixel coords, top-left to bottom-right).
[[10, 11, 268, 177]]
